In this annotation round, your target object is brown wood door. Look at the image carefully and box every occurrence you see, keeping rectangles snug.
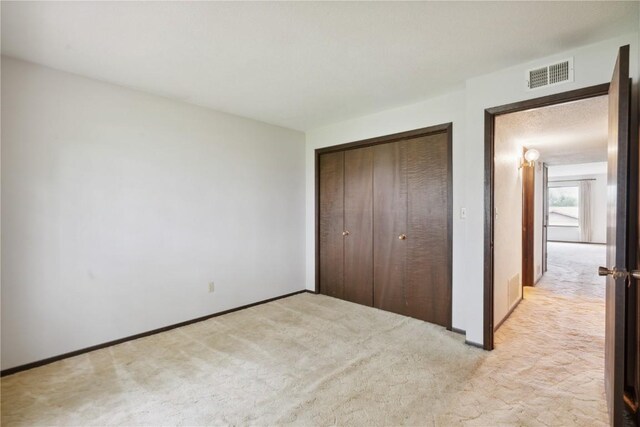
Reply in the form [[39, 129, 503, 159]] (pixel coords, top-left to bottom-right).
[[405, 133, 451, 326], [319, 151, 344, 299], [603, 44, 631, 427], [373, 141, 408, 316], [522, 150, 535, 286], [344, 147, 374, 306], [373, 133, 452, 327]]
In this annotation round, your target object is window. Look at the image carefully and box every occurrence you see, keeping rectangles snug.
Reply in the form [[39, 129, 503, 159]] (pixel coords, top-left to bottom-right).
[[548, 186, 579, 227]]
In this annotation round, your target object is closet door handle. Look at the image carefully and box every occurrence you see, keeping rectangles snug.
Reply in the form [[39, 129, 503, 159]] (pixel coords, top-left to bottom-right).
[[343, 230, 350, 236], [398, 234, 407, 240]]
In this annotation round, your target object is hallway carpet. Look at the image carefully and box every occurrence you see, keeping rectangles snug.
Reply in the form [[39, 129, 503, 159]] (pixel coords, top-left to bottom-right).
[[445, 241, 608, 425], [1, 243, 607, 426]]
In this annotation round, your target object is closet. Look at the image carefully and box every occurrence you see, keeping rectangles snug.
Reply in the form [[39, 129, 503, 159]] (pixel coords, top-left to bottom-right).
[[316, 124, 452, 328]]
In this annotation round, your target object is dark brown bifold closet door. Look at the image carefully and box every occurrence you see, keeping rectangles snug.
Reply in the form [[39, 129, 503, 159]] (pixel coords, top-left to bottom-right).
[[319, 151, 344, 299], [372, 141, 408, 316], [319, 147, 374, 305], [373, 133, 451, 327], [405, 133, 450, 326], [343, 147, 374, 306]]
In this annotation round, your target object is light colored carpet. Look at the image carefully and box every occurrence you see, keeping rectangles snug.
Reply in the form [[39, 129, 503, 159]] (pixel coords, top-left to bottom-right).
[[1, 242, 607, 426], [538, 242, 605, 299], [441, 242, 608, 426]]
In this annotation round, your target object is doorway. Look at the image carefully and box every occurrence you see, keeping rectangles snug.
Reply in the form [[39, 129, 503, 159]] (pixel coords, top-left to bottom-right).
[[484, 82, 610, 341], [490, 93, 610, 330], [484, 42, 638, 427]]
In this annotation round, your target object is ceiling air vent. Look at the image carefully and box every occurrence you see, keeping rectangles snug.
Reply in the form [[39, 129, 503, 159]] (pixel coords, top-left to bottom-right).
[[526, 58, 573, 90]]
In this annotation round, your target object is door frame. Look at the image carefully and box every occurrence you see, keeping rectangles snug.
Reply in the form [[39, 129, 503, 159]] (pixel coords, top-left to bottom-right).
[[483, 83, 610, 350], [315, 123, 453, 323]]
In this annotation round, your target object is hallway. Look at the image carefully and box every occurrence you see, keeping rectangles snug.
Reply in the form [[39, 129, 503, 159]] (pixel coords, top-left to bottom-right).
[[538, 242, 606, 299], [441, 241, 608, 425]]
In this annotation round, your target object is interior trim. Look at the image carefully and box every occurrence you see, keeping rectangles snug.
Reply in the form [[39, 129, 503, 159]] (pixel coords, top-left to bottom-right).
[[494, 296, 523, 332], [314, 123, 452, 156], [465, 340, 484, 349]]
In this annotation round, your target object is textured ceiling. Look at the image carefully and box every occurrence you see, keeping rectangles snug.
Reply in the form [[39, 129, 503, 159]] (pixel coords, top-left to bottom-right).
[[2, 2, 637, 131], [495, 95, 608, 165]]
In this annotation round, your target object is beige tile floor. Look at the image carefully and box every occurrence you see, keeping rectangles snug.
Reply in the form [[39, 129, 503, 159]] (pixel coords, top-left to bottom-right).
[[1, 242, 607, 426]]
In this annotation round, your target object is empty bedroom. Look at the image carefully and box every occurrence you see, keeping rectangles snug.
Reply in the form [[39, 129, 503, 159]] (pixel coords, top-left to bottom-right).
[[1, 1, 639, 426]]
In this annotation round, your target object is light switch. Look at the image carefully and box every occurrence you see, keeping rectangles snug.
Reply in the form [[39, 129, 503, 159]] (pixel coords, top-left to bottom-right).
[[460, 207, 467, 219]]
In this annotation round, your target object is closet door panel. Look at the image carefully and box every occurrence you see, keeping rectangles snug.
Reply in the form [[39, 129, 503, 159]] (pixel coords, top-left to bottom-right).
[[344, 147, 374, 306], [319, 151, 344, 299], [405, 133, 450, 327], [373, 141, 407, 315]]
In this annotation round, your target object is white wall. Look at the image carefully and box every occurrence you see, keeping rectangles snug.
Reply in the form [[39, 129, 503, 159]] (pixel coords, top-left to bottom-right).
[[548, 162, 607, 177], [547, 226, 580, 242], [493, 116, 523, 326], [306, 33, 638, 345], [1, 57, 306, 370]]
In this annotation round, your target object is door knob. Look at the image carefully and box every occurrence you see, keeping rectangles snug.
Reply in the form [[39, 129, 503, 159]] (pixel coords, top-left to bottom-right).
[[598, 266, 612, 276], [398, 234, 407, 240], [598, 266, 640, 280], [342, 230, 350, 236]]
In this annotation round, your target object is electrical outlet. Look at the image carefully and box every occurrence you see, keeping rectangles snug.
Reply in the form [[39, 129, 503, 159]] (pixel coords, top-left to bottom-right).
[[208, 282, 215, 293]]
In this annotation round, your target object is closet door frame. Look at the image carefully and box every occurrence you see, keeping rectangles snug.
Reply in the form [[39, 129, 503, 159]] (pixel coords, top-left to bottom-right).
[[314, 123, 453, 324]]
